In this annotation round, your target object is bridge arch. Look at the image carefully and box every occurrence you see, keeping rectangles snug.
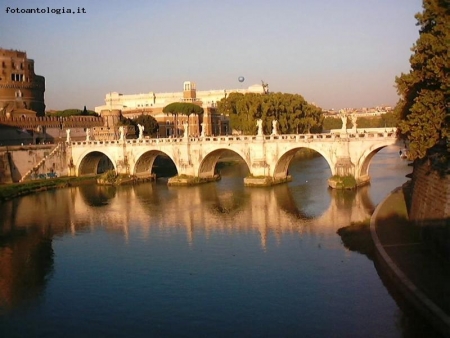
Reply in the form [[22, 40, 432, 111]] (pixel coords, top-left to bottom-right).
[[77, 151, 116, 176], [357, 144, 394, 180], [198, 148, 250, 178], [133, 150, 177, 178], [274, 146, 334, 179]]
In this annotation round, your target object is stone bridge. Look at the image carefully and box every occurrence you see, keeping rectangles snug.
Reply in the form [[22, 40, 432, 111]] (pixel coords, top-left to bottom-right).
[[66, 128, 398, 187]]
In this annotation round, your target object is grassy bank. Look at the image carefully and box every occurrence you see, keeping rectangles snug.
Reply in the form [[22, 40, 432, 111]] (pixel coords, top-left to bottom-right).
[[0, 176, 96, 203]]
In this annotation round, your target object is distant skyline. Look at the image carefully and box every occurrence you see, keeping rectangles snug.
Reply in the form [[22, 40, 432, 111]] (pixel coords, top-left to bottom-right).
[[1, 0, 423, 111]]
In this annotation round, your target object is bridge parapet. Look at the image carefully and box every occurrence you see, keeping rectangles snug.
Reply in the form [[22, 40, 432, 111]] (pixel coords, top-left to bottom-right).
[[68, 130, 396, 148]]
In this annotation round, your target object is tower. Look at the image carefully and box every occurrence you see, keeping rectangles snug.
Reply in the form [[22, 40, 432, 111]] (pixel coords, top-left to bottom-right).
[[0, 48, 46, 117], [183, 81, 196, 102]]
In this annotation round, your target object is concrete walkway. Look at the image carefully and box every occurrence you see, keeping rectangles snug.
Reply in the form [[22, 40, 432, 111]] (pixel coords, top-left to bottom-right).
[[370, 187, 450, 337]]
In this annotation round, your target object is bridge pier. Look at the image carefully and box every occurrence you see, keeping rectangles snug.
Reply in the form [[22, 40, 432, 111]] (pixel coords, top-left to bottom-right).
[[244, 175, 292, 187]]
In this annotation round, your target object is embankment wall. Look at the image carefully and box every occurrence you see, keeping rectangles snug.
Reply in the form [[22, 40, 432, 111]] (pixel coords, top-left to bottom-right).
[[406, 158, 450, 259], [0, 145, 68, 183]]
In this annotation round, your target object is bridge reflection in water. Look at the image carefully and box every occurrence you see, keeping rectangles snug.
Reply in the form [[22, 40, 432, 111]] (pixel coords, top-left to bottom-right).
[[0, 146, 415, 337], [0, 174, 375, 252], [0, 180, 375, 311]]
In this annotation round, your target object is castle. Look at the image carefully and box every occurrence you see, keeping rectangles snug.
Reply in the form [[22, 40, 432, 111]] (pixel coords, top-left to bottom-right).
[[0, 48, 46, 118]]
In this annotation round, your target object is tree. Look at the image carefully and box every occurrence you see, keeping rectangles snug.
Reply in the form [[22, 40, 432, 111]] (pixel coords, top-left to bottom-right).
[[323, 117, 343, 130], [379, 112, 398, 128], [133, 114, 159, 137], [163, 102, 204, 137], [394, 0, 449, 159], [47, 109, 98, 117], [216, 92, 322, 135]]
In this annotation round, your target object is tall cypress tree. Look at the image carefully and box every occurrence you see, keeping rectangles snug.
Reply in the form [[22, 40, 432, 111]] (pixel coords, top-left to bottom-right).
[[395, 0, 449, 159]]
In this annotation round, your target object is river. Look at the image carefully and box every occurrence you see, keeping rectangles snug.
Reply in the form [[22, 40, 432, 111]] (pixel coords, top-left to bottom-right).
[[0, 145, 439, 337]]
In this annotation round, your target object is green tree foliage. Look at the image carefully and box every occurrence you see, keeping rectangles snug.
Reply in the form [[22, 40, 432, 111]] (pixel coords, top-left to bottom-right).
[[117, 117, 135, 126], [47, 109, 98, 117], [379, 112, 398, 128], [322, 117, 343, 130], [163, 102, 204, 117], [132, 114, 159, 136], [216, 92, 323, 135], [395, 0, 449, 159], [162, 102, 204, 137], [323, 113, 398, 131]]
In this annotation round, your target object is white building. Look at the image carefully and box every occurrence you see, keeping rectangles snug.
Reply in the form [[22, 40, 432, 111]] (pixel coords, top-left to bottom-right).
[[95, 81, 266, 114]]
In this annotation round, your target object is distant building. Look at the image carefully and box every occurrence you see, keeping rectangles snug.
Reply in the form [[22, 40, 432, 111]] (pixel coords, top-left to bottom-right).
[[95, 81, 266, 137], [95, 81, 265, 113], [323, 105, 394, 118], [0, 48, 46, 117]]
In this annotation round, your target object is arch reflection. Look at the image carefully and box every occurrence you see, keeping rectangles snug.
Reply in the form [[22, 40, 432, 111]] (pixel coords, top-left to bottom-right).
[[0, 175, 377, 310]]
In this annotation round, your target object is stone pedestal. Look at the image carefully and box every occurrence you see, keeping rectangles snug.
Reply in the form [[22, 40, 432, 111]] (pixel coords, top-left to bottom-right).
[[244, 175, 292, 187]]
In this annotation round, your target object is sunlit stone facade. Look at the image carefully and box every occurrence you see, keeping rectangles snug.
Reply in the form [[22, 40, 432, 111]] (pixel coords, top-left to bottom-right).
[[95, 81, 265, 113], [95, 81, 265, 137], [0, 48, 45, 117]]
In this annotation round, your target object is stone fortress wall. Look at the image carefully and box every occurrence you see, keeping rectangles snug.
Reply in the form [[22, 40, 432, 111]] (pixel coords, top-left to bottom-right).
[[0, 48, 46, 117], [0, 115, 104, 145]]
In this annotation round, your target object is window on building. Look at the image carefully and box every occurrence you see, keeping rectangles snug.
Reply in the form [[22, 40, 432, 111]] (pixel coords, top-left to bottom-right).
[[10, 74, 23, 81]]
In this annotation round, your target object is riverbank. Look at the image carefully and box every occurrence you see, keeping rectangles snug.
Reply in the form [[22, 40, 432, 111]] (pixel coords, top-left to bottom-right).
[[0, 176, 96, 203], [371, 187, 450, 337]]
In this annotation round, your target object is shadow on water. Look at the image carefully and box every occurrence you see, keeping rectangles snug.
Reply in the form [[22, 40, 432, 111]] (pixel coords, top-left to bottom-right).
[[79, 185, 117, 207], [0, 229, 54, 314], [337, 219, 375, 260], [271, 183, 314, 220], [337, 214, 444, 337]]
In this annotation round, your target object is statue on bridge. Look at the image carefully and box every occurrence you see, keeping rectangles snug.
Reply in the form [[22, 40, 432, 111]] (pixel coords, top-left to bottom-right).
[[200, 122, 205, 138], [338, 110, 348, 133], [85, 128, 91, 141], [119, 126, 125, 142], [66, 129, 71, 143], [256, 119, 263, 136], [350, 114, 358, 132], [137, 124, 144, 140], [271, 120, 278, 136], [183, 122, 189, 139]]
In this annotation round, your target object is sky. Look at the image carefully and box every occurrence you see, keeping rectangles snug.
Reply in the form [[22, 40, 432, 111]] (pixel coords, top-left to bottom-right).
[[0, 0, 423, 111]]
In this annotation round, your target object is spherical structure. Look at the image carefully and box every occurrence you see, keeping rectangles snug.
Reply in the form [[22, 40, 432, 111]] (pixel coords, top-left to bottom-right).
[[238, 76, 245, 83]]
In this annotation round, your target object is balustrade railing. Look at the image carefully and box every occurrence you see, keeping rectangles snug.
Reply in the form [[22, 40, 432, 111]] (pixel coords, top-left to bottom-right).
[[69, 129, 397, 147]]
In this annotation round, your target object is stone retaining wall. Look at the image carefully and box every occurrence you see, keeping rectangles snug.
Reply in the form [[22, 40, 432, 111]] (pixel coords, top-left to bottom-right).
[[407, 158, 450, 259]]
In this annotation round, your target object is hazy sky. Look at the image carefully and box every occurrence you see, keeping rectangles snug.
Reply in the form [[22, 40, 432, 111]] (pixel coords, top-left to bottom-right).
[[1, 0, 423, 110]]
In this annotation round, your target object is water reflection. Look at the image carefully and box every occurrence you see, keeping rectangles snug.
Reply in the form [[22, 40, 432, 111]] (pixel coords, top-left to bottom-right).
[[80, 185, 117, 207], [0, 175, 378, 312], [0, 229, 53, 313], [0, 146, 420, 337]]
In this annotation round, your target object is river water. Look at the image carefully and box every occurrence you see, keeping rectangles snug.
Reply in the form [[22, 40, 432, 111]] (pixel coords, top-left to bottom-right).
[[0, 145, 438, 337]]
